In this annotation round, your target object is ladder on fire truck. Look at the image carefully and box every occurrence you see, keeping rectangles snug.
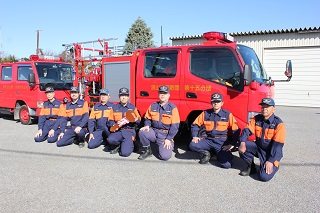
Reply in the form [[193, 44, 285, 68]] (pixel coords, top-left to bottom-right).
[[62, 38, 122, 59], [62, 38, 126, 102]]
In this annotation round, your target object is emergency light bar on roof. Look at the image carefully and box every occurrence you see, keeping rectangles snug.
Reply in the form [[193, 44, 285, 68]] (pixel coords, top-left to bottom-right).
[[202, 32, 235, 43], [29, 55, 63, 62]]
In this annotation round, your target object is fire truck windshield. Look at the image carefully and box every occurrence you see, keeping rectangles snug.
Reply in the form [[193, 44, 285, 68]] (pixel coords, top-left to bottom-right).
[[237, 45, 268, 83], [35, 62, 74, 91]]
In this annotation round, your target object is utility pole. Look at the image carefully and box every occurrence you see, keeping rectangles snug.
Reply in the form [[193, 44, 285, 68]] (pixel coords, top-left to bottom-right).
[[36, 30, 42, 55], [161, 26, 163, 46], [0, 26, 3, 59]]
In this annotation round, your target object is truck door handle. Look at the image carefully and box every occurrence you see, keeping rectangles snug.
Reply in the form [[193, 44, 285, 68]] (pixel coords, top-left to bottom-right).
[[186, 92, 197, 98], [140, 91, 149, 96]]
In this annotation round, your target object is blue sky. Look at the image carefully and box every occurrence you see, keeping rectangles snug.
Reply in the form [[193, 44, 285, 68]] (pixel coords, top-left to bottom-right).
[[0, 0, 319, 59]]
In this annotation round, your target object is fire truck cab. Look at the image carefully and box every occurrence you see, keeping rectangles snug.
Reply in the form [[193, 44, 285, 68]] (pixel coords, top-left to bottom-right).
[[0, 55, 75, 124]]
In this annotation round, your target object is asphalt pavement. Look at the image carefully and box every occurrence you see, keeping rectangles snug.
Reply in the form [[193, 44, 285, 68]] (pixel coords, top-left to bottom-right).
[[0, 106, 319, 213]]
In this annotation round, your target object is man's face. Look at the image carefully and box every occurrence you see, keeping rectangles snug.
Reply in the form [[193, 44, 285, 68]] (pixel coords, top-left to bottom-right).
[[70, 92, 79, 101], [211, 100, 223, 110], [46, 92, 55, 101], [159, 92, 170, 103], [100, 94, 110, 103], [261, 104, 275, 119], [119, 95, 129, 104]]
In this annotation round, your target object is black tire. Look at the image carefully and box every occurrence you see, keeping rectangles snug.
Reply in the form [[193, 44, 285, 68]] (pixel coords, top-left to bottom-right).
[[19, 105, 32, 125]]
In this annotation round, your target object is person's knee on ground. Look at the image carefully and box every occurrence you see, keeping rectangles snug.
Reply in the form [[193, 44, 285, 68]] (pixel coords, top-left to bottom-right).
[[158, 151, 172, 161]]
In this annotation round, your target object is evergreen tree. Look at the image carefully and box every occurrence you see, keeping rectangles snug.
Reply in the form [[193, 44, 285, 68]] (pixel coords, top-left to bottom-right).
[[124, 17, 155, 53], [0, 54, 19, 62]]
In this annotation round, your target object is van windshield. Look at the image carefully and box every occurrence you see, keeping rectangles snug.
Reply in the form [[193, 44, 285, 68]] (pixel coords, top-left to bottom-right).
[[237, 44, 268, 83], [35, 62, 74, 91]]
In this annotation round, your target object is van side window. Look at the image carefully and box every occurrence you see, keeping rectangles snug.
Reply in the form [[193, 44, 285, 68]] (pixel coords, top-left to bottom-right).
[[1, 66, 13, 81], [144, 51, 178, 78], [18, 66, 33, 81]]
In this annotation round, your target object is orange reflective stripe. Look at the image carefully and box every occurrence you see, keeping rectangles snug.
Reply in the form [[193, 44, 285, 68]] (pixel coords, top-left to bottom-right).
[[133, 108, 141, 119], [247, 117, 256, 134], [89, 107, 96, 119], [228, 113, 238, 131], [39, 105, 46, 116], [274, 160, 280, 167], [108, 109, 114, 121], [161, 114, 172, 125], [150, 111, 160, 121], [264, 128, 275, 140], [255, 126, 262, 138], [216, 121, 228, 131], [59, 105, 67, 117], [145, 106, 152, 120], [114, 112, 122, 121], [204, 120, 214, 131], [93, 110, 103, 119], [51, 107, 60, 116], [65, 109, 73, 117], [171, 108, 180, 124], [273, 123, 286, 143], [103, 109, 111, 118], [193, 112, 205, 126]]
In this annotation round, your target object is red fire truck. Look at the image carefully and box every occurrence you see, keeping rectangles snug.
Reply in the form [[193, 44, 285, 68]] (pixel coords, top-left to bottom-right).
[[65, 32, 292, 135], [0, 55, 75, 124]]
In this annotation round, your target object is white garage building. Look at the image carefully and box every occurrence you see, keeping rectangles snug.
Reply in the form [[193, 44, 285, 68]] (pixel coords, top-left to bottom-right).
[[169, 27, 320, 107]]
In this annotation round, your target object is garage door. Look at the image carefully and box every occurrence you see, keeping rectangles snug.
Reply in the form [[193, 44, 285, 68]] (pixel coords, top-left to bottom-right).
[[263, 46, 320, 107]]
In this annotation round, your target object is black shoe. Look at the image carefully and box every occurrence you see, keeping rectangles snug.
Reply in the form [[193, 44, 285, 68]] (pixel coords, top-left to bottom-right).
[[199, 151, 211, 164], [109, 145, 120, 154], [239, 162, 257, 176], [78, 141, 85, 148], [138, 146, 152, 160]]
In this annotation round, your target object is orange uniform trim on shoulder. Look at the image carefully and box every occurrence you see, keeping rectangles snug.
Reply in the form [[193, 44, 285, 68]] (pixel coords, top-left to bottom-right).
[[171, 107, 180, 124], [89, 107, 97, 119], [144, 106, 151, 120], [273, 122, 286, 143], [193, 111, 205, 126], [228, 113, 239, 131], [247, 117, 256, 134], [133, 108, 141, 119], [255, 126, 262, 138]]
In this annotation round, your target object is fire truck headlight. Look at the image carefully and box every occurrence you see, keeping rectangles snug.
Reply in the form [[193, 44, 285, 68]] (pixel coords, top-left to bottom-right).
[[63, 97, 68, 104], [37, 101, 44, 109], [247, 111, 259, 123]]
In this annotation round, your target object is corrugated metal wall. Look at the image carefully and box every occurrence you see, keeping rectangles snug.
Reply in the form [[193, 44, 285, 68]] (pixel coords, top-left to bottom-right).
[[234, 32, 320, 62]]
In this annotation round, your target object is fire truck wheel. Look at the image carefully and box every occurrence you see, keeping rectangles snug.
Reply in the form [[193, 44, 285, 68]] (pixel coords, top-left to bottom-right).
[[19, 105, 32, 125]]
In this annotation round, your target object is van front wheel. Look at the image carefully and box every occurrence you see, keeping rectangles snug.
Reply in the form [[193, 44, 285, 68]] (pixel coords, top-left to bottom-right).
[[19, 105, 32, 125]]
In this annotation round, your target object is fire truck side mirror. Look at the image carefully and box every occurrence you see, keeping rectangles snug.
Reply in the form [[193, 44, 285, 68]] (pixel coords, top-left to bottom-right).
[[28, 73, 35, 86], [243, 64, 253, 86], [285, 60, 292, 81]]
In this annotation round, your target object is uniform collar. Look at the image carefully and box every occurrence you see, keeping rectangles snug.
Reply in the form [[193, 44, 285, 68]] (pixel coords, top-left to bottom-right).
[[71, 99, 80, 105], [158, 101, 169, 110], [264, 113, 275, 123]]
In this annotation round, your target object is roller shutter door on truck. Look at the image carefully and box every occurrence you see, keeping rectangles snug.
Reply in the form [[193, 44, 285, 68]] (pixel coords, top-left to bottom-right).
[[263, 46, 320, 107]]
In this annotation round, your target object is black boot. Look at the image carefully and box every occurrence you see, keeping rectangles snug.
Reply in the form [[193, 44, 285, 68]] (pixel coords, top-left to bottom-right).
[[78, 141, 85, 148], [239, 161, 257, 176], [109, 145, 120, 154], [138, 146, 152, 160], [199, 151, 211, 164]]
